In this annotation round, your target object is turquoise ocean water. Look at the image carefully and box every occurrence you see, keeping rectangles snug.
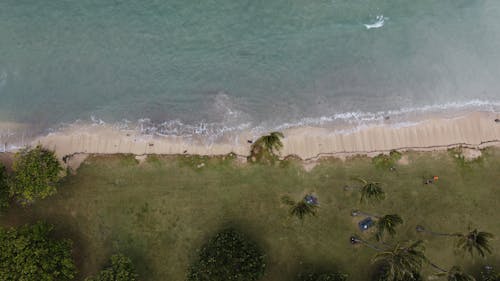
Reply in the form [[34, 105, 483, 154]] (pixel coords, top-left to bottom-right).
[[1, 0, 500, 141]]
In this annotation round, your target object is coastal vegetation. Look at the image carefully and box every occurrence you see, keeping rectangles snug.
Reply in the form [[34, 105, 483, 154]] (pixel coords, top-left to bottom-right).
[[372, 151, 402, 170], [371, 240, 427, 281], [249, 132, 284, 163], [375, 214, 404, 241], [416, 225, 494, 258], [85, 254, 138, 281], [0, 147, 499, 280], [281, 194, 318, 220], [10, 145, 63, 205], [0, 222, 76, 281], [356, 177, 385, 203], [188, 228, 266, 281]]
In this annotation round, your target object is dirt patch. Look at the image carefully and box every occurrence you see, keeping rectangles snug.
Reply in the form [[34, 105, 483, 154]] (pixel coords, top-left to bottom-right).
[[461, 148, 482, 161], [0, 152, 15, 171], [233, 156, 247, 166], [302, 161, 318, 172], [398, 155, 410, 165], [135, 155, 147, 165], [67, 154, 89, 173]]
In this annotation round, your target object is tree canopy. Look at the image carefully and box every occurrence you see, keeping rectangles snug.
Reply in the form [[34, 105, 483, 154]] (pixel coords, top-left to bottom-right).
[[85, 254, 138, 281], [188, 228, 266, 281], [0, 222, 76, 281], [281, 195, 318, 220], [457, 229, 493, 258], [249, 132, 284, 163], [0, 163, 9, 212], [357, 178, 385, 203], [10, 145, 63, 205], [376, 214, 403, 241], [372, 241, 426, 281]]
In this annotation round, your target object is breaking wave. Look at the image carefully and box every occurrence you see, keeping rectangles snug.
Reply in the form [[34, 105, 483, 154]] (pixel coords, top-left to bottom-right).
[[78, 99, 500, 140]]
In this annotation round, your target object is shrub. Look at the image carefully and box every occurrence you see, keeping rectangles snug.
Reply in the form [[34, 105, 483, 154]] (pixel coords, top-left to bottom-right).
[[0, 222, 76, 281], [85, 254, 138, 281], [10, 145, 62, 205], [372, 150, 402, 170], [188, 228, 266, 281]]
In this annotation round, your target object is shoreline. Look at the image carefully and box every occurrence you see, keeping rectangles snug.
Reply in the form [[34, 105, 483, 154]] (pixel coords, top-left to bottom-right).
[[13, 111, 498, 160]]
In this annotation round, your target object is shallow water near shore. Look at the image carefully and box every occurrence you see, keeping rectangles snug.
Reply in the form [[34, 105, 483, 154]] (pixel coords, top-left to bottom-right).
[[1, 0, 500, 142]]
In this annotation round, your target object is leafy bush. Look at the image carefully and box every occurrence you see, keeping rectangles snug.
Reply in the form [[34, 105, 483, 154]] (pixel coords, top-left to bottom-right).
[[85, 254, 138, 281], [372, 150, 402, 170], [0, 163, 9, 212], [188, 228, 266, 281], [10, 145, 63, 205], [0, 222, 76, 281]]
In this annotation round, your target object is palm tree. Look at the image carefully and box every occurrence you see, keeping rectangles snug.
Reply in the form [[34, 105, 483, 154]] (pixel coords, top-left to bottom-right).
[[256, 132, 284, 154], [356, 177, 385, 203], [457, 229, 493, 258], [376, 214, 404, 242], [416, 226, 493, 258], [281, 195, 317, 220], [433, 266, 476, 281], [372, 240, 427, 281], [350, 237, 434, 281], [249, 132, 284, 163], [351, 211, 403, 241]]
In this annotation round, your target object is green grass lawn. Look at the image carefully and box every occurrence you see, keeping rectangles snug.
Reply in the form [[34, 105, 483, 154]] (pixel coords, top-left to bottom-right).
[[2, 149, 500, 281]]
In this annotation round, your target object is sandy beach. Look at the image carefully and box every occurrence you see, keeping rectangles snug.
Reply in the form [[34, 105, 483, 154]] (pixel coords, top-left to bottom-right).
[[21, 111, 499, 160]]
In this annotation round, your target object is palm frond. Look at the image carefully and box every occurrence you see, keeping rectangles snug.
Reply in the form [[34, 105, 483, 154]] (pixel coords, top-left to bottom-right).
[[354, 177, 368, 184], [290, 201, 317, 220], [360, 181, 385, 203], [445, 266, 476, 281], [376, 214, 404, 241], [258, 132, 284, 153], [456, 229, 493, 258], [372, 241, 426, 281]]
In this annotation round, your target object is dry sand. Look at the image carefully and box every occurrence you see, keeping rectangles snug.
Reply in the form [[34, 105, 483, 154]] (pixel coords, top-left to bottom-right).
[[27, 111, 500, 160]]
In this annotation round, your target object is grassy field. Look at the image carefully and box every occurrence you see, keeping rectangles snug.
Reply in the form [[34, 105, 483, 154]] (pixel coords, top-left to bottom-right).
[[1, 149, 500, 281]]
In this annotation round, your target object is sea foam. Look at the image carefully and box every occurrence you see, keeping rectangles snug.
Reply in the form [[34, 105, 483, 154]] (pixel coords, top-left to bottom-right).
[[364, 15, 387, 29], [79, 99, 500, 142]]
